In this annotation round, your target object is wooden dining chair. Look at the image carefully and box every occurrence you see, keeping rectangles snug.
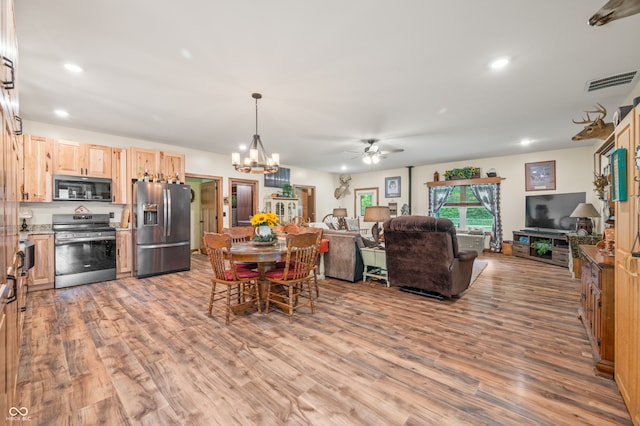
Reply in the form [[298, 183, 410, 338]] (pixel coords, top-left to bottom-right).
[[298, 226, 324, 298], [265, 232, 320, 322], [222, 226, 258, 270], [202, 233, 261, 325], [222, 226, 255, 243]]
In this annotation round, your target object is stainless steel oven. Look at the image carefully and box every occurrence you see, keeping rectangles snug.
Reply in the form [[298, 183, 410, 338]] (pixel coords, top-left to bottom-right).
[[53, 214, 116, 288]]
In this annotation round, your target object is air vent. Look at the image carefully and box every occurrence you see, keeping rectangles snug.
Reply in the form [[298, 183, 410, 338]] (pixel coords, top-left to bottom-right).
[[586, 71, 638, 92]]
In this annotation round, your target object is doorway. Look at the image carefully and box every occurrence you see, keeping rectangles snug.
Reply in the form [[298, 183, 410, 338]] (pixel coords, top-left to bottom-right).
[[294, 185, 316, 223], [185, 174, 223, 254], [229, 178, 259, 227]]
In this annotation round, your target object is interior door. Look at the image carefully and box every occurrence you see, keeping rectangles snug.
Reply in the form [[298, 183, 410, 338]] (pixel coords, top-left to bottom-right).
[[295, 185, 316, 223], [201, 180, 218, 236], [230, 179, 258, 227]]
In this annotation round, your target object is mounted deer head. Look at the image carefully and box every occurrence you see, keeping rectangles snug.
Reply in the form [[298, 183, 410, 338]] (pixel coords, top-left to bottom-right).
[[589, 0, 640, 26], [571, 103, 614, 141]]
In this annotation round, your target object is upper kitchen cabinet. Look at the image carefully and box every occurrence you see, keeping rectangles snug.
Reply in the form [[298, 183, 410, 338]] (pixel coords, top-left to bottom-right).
[[129, 147, 185, 182], [161, 151, 185, 182], [130, 147, 158, 180], [111, 148, 130, 204], [53, 140, 112, 178], [1, 0, 19, 127], [21, 135, 52, 202]]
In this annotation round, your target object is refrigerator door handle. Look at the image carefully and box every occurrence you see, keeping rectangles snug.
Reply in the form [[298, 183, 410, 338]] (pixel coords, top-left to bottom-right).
[[166, 188, 172, 237], [163, 188, 169, 237]]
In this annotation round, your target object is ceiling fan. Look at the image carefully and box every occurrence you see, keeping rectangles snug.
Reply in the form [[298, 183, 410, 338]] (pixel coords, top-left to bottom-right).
[[353, 139, 404, 165]]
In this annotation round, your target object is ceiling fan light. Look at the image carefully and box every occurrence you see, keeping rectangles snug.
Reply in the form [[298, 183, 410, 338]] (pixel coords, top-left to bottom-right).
[[363, 156, 371, 165], [372, 155, 380, 164]]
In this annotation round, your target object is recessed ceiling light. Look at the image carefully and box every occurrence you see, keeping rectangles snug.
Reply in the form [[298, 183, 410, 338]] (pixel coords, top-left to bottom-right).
[[54, 109, 70, 118], [341, 165, 347, 171], [238, 144, 247, 151], [64, 63, 84, 73], [490, 57, 510, 70], [520, 138, 532, 146]]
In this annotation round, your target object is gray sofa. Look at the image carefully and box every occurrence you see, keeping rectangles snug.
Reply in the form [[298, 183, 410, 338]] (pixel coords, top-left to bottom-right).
[[322, 229, 365, 282]]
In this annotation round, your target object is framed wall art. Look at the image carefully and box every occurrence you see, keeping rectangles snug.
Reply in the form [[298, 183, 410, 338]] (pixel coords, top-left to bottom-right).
[[388, 202, 398, 216], [609, 147, 628, 202], [525, 160, 556, 191], [354, 187, 378, 217], [385, 176, 401, 198]]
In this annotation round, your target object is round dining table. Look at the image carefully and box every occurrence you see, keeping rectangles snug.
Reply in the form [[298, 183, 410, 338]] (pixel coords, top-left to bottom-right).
[[230, 241, 288, 300]]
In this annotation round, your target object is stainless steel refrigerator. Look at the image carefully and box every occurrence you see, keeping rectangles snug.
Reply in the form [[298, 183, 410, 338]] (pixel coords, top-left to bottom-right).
[[133, 182, 191, 278]]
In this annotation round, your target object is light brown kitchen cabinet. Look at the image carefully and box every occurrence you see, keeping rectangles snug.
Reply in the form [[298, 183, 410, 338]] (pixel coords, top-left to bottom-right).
[[1, 0, 23, 410], [130, 147, 159, 180], [53, 139, 112, 178], [111, 148, 130, 204], [116, 230, 132, 278], [160, 151, 185, 182], [129, 147, 185, 182], [21, 134, 53, 202], [27, 234, 54, 291]]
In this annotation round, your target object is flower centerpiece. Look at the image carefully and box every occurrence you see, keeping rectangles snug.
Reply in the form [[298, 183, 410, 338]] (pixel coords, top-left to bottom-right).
[[250, 211, 279, 243], [444, 166, 480, 180]]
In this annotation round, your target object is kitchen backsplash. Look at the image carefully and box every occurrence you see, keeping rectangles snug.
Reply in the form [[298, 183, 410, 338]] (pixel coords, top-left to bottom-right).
[[19, 202, 125, 226]]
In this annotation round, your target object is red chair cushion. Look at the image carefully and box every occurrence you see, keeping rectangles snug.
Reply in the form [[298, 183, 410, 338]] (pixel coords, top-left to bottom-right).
[[225, 269, 260, 280], [319, 239, 329, 253], [265, 268, 297, 280]]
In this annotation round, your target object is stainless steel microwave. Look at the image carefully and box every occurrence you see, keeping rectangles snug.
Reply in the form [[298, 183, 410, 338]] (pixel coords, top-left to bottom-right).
[[53, 175, 112, 202]]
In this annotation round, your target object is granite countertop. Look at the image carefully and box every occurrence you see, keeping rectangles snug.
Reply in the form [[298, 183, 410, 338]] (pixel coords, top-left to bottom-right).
[[21, 224, 53, 235], [20, 223, 131, 235]]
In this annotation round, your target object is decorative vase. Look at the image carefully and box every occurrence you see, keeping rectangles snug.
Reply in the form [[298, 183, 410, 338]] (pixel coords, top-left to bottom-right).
[[254, 225, 276, 243]]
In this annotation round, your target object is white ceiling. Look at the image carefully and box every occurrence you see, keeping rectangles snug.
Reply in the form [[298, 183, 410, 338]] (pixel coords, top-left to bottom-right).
[[14, 0, 640, 174]]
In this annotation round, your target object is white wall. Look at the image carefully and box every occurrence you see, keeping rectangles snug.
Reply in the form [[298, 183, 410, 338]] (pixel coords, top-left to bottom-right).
[[340, 145, 600, 242], [23, 120, 337, 227], [23, 120, 603, 242]]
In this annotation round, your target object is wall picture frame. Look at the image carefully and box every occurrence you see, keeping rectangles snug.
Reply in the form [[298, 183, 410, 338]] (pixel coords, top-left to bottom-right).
[[385, 176, 401, 198], [388, 202, 397, 216], [354, 187, 378, 217], [525, 160, 556, 191], [609, 147, 628, 202]]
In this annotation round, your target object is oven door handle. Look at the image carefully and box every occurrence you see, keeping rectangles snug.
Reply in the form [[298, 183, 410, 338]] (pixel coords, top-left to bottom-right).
[[55, 236, 116, 245]]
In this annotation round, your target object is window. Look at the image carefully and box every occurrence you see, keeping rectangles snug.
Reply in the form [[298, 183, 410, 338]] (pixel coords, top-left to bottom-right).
[[438, 186, 493, 231]]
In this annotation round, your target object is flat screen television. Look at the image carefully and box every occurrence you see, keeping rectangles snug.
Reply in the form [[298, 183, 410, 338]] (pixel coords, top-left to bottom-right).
[[264, 167, 290, 188], [525, 192, 586, 232]]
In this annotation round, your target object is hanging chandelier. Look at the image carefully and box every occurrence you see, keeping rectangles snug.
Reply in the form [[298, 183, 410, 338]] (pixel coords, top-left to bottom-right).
[[231, 93, 279, 174]]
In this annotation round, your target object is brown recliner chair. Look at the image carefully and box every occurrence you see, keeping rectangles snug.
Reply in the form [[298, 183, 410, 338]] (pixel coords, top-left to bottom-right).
[[383, 216, 478, 298]]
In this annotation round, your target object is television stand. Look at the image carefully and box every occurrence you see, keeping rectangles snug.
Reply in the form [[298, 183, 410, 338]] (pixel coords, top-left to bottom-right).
[[512, 230, 569, 267]]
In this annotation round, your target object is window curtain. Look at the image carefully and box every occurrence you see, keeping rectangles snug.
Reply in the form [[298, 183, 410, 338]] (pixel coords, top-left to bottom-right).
[[428, 186, 454, 217], [469, 183, 502, 252]]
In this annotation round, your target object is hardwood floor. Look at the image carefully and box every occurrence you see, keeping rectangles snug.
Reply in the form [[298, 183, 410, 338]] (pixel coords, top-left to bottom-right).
[[15, 253, 631, 425]]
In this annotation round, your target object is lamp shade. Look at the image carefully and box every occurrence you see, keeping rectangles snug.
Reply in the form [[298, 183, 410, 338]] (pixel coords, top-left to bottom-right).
[[333, 208, 347, 218], [363, 206, 391, 222], [570, 203, 600, 218]]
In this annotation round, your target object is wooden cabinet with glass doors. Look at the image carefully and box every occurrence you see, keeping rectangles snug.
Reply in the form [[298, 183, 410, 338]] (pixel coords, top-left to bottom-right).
[[264, 197, 299, 224]]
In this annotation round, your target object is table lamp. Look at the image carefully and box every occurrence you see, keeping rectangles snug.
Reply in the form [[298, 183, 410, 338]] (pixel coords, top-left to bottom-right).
[[333, 207, 347, 230], [363, 206, 390, 245], [19, 208, 33, 232], [570, 203, 600, 235]]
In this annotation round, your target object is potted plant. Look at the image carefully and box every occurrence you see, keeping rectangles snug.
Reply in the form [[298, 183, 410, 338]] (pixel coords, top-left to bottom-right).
[[282, 183, 294, 198], [533, 239, 552, 256]]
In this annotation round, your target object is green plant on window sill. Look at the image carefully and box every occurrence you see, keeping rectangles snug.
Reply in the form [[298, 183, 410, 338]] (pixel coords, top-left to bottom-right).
[[533, 239, 552, 256], [444, 166, 480, 180]]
